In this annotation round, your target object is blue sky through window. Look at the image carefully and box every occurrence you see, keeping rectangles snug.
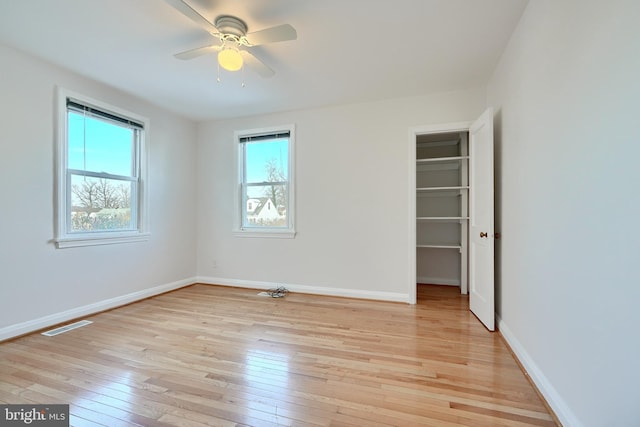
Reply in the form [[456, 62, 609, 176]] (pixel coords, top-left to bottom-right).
[[68, 111, 134, 176], [245, 138, 288, 183]]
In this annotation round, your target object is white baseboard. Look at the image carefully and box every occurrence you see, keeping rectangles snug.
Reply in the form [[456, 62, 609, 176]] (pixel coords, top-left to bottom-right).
[[0, 277, 196, 341], [197, 276, 410, 303], [416, 276, 459, 286], [497, 315, 581, 427]]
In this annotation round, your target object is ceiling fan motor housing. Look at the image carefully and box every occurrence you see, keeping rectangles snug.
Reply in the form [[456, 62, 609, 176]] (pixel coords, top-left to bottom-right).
[[214, 15, 248, 38]]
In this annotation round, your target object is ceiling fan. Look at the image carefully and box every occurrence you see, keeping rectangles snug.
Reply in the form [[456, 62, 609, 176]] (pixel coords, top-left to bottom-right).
[[165, 0, 297, 78]]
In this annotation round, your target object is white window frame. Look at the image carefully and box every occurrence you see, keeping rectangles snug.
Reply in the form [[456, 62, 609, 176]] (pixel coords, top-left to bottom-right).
[[54, 87, 150, 248], [233, 124, 296, 239]]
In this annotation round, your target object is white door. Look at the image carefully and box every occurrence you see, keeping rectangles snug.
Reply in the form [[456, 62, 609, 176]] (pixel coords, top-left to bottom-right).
[[469, 108, 495, 331]]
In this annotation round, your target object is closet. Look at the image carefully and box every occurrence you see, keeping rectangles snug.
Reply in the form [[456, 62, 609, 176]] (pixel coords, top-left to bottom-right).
[[416, 131, 469, 294], [411, 108, 495, 330]]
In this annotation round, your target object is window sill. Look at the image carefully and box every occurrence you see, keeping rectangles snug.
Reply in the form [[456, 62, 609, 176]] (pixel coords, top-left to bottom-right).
[[233, 229, 296, 239], [55, 232, 150, 248]]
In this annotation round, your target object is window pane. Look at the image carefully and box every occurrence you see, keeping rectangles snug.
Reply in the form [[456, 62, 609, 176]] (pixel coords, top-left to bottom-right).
[[68, 111, 135, 176], [245, 138, 288, 184], [70, 175, 135, 232], [244, 184, 288, 227]]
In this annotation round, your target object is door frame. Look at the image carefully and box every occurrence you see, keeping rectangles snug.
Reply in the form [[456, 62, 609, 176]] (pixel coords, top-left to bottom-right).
[[408, 121, 471, 305]]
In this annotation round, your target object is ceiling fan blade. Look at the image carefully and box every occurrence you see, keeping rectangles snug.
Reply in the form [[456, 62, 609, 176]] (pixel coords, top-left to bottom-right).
[[164, 0, 219, 36], [240, 50, 275, 78], [245, 24, 297, 46], [174, 44, 222, 60]]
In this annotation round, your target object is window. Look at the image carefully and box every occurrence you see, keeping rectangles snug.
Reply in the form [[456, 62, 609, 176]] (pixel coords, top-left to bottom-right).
[[235, 125, 295, 238], [55, 88, 149, 248]]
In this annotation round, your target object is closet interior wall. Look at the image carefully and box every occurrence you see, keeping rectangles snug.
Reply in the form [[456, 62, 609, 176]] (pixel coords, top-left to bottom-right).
[[416, 131, 469, 293]]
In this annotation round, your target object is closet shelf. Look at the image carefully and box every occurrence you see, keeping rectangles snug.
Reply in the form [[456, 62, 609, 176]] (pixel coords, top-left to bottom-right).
[[417, 186, 469, 192], [417, 216, 468, 222], [416, 156, 469, 163], [417, 244, 462, 249]]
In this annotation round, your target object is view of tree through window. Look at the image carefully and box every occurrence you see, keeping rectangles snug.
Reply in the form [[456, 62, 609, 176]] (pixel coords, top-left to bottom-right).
[[67, 108, 140, 232], [242, 135, 289, 228]]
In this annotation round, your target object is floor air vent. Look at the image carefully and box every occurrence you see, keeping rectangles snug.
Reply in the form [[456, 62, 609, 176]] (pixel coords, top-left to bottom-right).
[[41, 320, 93, 336]]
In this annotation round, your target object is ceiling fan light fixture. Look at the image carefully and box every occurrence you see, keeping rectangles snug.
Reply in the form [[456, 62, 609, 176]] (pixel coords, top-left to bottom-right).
[[218, 47, 243, 71]]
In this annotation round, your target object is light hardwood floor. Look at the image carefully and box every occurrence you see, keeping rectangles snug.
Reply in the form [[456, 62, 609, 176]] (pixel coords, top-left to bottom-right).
[[0, 284, 558, 427]]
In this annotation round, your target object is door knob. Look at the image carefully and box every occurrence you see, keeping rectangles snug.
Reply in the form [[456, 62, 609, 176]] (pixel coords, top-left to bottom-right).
[[480, 232, 488, 238]]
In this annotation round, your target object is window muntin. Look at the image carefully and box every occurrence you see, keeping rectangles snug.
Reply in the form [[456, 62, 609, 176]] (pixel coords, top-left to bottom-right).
[[55, 88, 149, 248], [236, 126, 295, 237]]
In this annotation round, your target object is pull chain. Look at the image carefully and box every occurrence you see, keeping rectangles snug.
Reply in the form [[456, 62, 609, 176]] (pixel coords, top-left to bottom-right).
[[215, 62, 247, 87]]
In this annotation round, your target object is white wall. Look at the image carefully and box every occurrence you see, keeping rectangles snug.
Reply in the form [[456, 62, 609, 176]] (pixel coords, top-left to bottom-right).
[[0, 44, 198, 338], [196, 90, 485, 301], [487, 1, 640, 425]]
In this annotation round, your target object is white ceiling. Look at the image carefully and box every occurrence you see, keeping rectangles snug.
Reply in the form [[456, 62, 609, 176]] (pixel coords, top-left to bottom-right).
[[0, 0, 528, 121]]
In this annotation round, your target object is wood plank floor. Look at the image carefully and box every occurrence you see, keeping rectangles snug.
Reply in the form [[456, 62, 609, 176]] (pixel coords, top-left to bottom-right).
[[0, 284, 557, 427]]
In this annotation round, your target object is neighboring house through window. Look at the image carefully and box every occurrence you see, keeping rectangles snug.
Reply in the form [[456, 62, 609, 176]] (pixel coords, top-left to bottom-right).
[[235, 125, 295, 238], [55, 88, 149, 248]]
